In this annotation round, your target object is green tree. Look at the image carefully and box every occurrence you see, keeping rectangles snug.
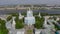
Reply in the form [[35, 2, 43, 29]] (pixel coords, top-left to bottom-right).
[[6, 16, 12, 21], [0, 19, 8, 34], [34, 16, 44, 29], [15, 15, 24, 29]]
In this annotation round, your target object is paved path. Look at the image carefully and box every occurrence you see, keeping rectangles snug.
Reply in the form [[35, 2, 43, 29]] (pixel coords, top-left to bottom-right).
[[24, 25, 34, 34]]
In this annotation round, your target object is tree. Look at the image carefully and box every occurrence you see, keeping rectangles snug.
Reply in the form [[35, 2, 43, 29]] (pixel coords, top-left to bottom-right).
[[0, 19, 8, 34], [15, 15, 24, 29], [34, 16, 44, 29], [6, 16, 12, 21]]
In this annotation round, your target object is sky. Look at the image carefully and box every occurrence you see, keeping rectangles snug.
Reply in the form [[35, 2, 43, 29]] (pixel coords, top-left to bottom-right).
[[0, 0, 60, 5]]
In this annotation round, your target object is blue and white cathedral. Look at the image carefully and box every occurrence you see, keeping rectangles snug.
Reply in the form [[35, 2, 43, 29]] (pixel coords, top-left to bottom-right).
[[24, 8, 35, 26]]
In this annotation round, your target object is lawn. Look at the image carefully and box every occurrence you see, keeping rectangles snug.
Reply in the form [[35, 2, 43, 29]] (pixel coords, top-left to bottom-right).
[[27, 29, 33, 34]]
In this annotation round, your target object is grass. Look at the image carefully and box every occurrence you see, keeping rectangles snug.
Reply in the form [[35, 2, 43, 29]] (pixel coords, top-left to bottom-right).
[[27, 29, 33, 34]]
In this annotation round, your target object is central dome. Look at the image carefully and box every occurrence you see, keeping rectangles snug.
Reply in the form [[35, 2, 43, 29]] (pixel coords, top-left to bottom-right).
[[27, 10, 33, 17]]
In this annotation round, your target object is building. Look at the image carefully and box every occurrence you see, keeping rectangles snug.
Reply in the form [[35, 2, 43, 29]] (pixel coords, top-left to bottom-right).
[[16, 29, 25, 34], [35, 29, 42, 34], [40, 29, 52, 34], [24, 9, 35, 26]]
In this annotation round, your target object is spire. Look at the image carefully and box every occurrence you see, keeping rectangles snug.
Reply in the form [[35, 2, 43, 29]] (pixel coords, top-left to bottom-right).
[[27, 8, 33, 17], [29, 8, 30, 11], [39, 12, 41, 18], [28, 7, 31, 11], [19, 13, 21, 16], [19, 13, 24, 19]]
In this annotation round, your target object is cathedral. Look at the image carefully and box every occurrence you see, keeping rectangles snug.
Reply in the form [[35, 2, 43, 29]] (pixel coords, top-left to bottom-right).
[[24, 9, 35, 26]]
